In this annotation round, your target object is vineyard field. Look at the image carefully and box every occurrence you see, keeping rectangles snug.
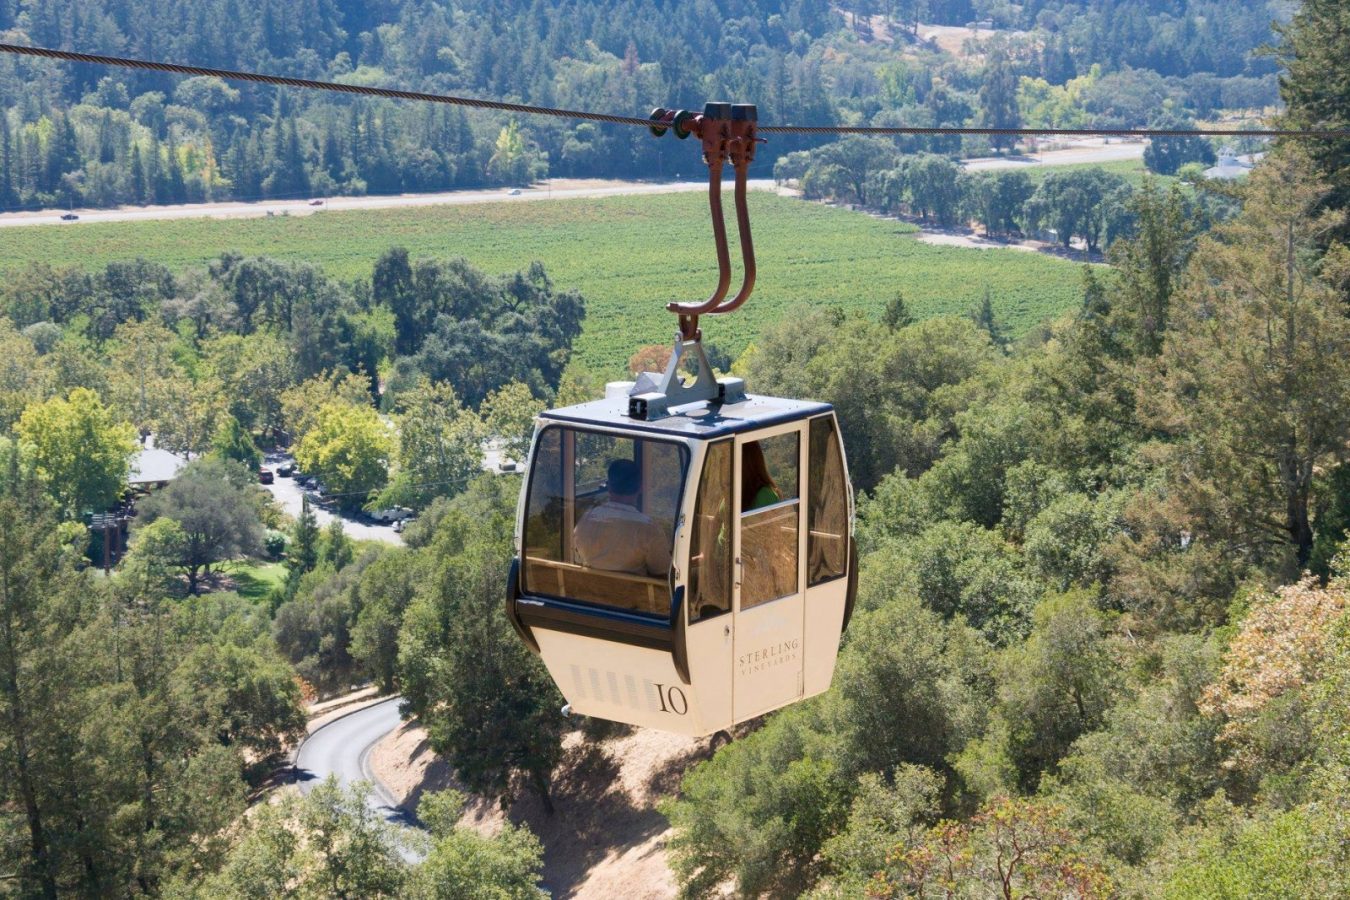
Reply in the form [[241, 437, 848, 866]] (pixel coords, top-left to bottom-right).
[[1, 191, 1088, 374]]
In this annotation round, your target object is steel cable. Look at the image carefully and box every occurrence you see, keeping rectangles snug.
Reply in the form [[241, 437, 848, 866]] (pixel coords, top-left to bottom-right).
[[3, 41, 1348, 139]]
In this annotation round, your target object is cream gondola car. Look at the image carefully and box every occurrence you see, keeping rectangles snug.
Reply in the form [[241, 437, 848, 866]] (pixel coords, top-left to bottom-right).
[[506, 348, 856, 737]]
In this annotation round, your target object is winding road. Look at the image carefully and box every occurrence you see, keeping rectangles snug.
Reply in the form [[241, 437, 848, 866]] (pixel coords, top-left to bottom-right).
[[295, 696, 425, 857]]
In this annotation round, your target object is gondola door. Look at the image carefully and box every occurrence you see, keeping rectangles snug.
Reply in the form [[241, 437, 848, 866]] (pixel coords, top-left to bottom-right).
[[732, 422, 807, 721]]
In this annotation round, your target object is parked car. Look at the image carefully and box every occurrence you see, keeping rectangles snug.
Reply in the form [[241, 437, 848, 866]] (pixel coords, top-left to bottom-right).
[[60, 212, 79, 221], [370, 506, 413, 524], [278, 463, 295, 477], [507, 188, 522, 195], [258, 468, 274, 485], [308, 198, 324, 206], [393, 517, 414, 534]]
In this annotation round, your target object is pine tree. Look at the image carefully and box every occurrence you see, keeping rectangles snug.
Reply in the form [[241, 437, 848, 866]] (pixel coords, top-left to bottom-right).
[[322, 127, 343, 181], [0, 112, 14, 207], [146, 137, 166, 204], [882, 292, 914, 331], [129, 145, 146, 205], [1278, 0, 1350, 237], [97, 111, 116, 164], [289, 494, 320, 580], [318, 517, 352, 570], [283, 117, 309, 197], [165, 136, 187, 204]]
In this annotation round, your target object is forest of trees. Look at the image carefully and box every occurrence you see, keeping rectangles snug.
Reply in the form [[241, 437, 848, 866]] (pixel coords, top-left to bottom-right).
[[3, 0, 1350, 897], [0, 0, 1281, 211], [775, 136, 1225, 253]]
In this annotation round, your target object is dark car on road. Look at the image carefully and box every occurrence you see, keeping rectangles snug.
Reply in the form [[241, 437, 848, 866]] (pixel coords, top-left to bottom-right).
[[278, 463, 295, 477], [60, 212, 79, 221], [258, 468, 274, 485]]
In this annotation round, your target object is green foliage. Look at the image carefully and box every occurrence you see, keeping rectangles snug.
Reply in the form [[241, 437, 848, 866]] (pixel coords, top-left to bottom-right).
[[482, 381, 547, 466], [14, 386, 137, 517], [963, 590, 1120, 794], [817, 767, 943, 895], [870, 797, 1114, 899], [835, 592, 992, 777], [979, 45, 1022, 151], [379, 378, 484, 511], [1024, 168, 1135, 252], [1138, 151, 1350, 574], [175, 783, 546, 899], [1107, 179, 1202, 356], [318, 518, 353, 571], [745, 312, 998, 492], [380, 256, 583, 406], [1164, 804, 1350, 899], [212, 414, 261, 468], [273, 551, 377, 698], [1023, 491, 1124, 591], [289, 494, 320, 579], [350, 550, 423, 693], [1279, 0, 1350, 238], [179, 779, 405, 899], [294, 400, 393, 511], [138, 457, 266, 593], [407, 791, 547, 899], [0, 463, 304, 895], [125, 515, 190, 596], [398, 476, 563, 811], [664, 703, 850, 899]]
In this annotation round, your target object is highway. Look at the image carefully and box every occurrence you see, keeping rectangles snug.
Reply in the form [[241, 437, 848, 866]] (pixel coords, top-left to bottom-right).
[[0, 140, 1143, 228], [294, 696, 424, 857], [0, 178, 778, 228]]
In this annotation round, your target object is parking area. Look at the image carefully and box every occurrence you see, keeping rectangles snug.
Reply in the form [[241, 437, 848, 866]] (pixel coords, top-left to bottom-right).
[[261, 454, 405, 547]]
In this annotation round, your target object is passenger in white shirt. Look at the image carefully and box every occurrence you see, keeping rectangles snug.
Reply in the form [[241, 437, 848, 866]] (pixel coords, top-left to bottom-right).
[[574, 459, 672, 577]]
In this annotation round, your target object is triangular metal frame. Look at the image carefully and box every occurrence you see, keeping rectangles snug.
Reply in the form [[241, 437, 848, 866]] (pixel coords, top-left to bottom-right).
[[627, 334, 746, 421]]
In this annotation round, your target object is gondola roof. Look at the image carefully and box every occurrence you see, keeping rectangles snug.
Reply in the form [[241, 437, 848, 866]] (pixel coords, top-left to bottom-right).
[[539, 394, 834, 440]]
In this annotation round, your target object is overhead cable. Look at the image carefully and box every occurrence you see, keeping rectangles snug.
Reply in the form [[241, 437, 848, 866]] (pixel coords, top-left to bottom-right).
[[2, 41, 1348, 140]]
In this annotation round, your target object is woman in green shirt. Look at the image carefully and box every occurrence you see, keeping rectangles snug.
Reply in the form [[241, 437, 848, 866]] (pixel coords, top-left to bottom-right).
[[742, 441, 781, 510]]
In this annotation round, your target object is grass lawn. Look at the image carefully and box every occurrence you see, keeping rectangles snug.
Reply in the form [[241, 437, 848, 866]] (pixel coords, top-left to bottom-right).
[[227, 560, 288, 602], [1, 190, 1090, 374], [1021, 156, 1176, 187]]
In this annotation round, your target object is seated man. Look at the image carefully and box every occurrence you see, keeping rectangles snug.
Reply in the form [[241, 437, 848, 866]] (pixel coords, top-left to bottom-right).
[[573, 459, 672, 577]]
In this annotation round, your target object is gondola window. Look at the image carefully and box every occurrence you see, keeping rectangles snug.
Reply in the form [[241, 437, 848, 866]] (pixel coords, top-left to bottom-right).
[[739, 432, 800, 609], [523, 427, 686, 616]]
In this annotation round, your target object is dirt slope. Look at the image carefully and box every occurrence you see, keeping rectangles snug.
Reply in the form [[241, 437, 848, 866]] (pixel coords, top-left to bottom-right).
[[371, 722, 706, 898]]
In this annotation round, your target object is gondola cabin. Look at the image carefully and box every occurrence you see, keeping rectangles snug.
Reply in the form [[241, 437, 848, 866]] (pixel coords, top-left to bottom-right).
[[507, 379, 856, 737]]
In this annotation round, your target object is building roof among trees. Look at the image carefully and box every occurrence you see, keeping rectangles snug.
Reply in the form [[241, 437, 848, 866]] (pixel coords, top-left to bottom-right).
[[130, 447, 186, 485]]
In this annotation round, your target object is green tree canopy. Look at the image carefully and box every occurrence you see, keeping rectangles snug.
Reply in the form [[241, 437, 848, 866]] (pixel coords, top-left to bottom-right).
[[294, 399, 393, 512], [15, 386, 137, 518], [137, 457, 265, 593]]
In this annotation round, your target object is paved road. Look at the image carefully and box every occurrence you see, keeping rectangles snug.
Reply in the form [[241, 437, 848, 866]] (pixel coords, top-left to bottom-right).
[[0, 178, 779, 228], [0, 145, 1142, 229], [262, 457, 404, 546], [295, 697, 424, 858]]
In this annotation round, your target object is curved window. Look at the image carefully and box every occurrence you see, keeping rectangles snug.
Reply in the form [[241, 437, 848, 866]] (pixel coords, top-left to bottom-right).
[[523, 427, 687, 617], [689, 441, 732, 622], [807, 416, 849, 586]]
